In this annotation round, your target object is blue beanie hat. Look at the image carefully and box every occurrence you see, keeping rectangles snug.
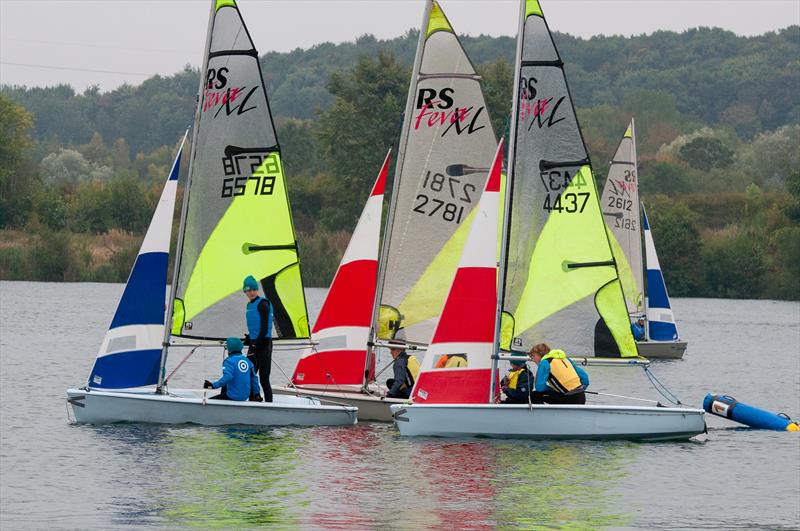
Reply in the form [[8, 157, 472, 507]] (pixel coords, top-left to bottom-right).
[[226, 337, 244, 354], [510, 358, 526, 368], [243, 275, 259, 291]]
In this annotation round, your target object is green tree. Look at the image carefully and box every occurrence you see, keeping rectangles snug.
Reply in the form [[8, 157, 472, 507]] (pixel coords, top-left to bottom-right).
[[646, 200, 703, 295], [476, 58, 513, 138], [316, 51, 408, 231], [701, 230, 768, 298], [0, 94, 36, 227], [679, 137, 734, 171]]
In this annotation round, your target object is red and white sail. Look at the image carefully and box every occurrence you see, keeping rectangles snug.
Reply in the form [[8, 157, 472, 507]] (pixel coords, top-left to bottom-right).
[[291, 152, 390, 391], [410, 141, 503, 404]]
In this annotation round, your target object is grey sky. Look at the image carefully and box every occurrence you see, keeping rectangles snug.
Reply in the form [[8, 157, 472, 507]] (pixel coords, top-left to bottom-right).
[[1, 0, 798, 92]]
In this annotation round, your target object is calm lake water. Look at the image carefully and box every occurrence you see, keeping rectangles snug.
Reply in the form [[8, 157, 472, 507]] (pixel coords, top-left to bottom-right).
[[1, 281, 799, 529]]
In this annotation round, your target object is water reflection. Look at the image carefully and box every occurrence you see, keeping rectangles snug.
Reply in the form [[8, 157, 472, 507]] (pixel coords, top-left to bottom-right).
[[492, 441, 634, 529]]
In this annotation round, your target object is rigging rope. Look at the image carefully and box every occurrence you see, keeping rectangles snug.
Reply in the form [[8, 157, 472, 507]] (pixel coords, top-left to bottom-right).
[[643, 366, 682, 406]]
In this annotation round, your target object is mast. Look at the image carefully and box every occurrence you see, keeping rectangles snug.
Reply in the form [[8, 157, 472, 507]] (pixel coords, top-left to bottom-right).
[[157, 0, 216, 392], [364, 0, 432, 388], [630, 117, 649, 341], [489, 0, 526, 403]]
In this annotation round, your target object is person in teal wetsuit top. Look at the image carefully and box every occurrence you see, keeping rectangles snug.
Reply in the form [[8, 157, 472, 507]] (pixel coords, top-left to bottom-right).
[[204, 337, 261, 401], [242, 275, 274, 402]]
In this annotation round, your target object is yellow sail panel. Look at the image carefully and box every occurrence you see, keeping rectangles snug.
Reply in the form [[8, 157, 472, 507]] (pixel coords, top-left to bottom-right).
[[427, 1, 454, 37], [398, 171, 505, 331], [180, 152, 301, 329], [596, 281, 638, 357], [606, 225, 642, 311], [526, 0, 544, 18], [513, 166, 617, 333], [273, 262, 309, 338]]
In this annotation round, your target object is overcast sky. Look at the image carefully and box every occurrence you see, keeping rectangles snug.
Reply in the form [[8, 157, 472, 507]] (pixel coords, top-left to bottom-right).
[[1, 0, 798, 92]]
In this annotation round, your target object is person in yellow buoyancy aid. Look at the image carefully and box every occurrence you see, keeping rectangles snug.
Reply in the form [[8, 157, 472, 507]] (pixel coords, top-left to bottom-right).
[[529, 343, 589, 405], [435, 354, 468, 368], [500, 358, 534, 404], [385, 332, 420, 399]]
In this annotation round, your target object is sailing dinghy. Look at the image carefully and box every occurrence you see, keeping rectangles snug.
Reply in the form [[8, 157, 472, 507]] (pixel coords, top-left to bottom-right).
[[391, 0, 705, 440], [601, 120, 687, 359], [67, 0, 356, 426], [274, 0, 498, 421]]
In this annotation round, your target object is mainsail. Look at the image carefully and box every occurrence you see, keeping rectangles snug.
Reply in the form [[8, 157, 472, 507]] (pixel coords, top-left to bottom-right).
[[601, 120, 644, 314], [290, 153, 390, 391], [372, 0, 498, 346], [500, 0, 636, 358], [642, 203, 680, 341], [170, 0, 309, 342], [89, 136, 185, 388]]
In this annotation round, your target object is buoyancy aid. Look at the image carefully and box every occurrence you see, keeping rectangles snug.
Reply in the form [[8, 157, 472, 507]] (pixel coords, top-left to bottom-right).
[[435, 355, 448, 369], [246, 296, 273, 340], [403, 354, 420, 389], [542, 349, 582, 394], [444, 354, 468, 368], [507, 366, 525, 390]]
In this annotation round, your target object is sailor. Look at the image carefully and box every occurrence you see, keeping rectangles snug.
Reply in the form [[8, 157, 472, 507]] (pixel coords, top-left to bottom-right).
[[528, 343, 590, 405], [385, 331, 420, 399], [501, 358, 534, 404], [631, 316, 646, 341], [204, 337, 262, 402], [435, 354, 468, 368], [242, 275, 274, 402]]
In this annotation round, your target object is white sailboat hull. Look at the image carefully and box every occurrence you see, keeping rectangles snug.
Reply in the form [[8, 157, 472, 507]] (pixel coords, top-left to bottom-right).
[[637, 340, 687, 359], [390, 403, 705, 441], [273, 386, 404, 422], [66, 388, 357, 427]]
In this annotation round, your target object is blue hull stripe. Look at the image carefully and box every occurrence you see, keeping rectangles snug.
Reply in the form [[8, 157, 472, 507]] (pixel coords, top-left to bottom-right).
[[110, 252, 169, 328], [89, 349, 161, 388]]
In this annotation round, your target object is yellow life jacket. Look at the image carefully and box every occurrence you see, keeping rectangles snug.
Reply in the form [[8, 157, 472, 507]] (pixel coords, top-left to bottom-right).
[[444, 354, 468, 368], [403, 354, 421, 389], [542, 349, 582, 394], [507, 367, 525, 390]]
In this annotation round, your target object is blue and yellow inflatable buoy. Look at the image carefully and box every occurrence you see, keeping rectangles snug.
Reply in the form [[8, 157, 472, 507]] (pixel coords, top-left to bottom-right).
[[704, 394, 799, 431]]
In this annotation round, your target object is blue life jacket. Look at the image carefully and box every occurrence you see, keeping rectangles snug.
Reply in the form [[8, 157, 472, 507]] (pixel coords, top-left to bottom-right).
[[246, 296, 273, 340], [212, 353, 259, 400]]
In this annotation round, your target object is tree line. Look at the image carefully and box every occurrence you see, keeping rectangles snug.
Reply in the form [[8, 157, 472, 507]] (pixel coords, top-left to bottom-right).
[[1, 27, 798, 299]]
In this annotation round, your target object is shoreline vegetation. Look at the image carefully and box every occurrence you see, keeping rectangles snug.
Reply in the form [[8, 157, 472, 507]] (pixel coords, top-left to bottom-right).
[[1, 27, 798, 299]]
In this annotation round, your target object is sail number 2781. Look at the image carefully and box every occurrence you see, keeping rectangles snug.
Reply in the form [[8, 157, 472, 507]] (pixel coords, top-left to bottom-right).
[[412, 170, 476, 224]]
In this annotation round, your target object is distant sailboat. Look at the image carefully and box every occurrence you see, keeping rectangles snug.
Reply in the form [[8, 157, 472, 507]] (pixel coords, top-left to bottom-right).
[[390, 0, 705, 440], [275, 0, 498, 421], [601, 120, 687, 359], [66, 0, 356, 426]]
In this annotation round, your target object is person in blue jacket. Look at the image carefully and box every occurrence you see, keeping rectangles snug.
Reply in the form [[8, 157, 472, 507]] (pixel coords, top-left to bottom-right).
[[631, 316, 646, 341], [242, 275, 274, 402], [501, 358, 534, 404], [204, 337, 262, 402], [529, 343, 589, 405]]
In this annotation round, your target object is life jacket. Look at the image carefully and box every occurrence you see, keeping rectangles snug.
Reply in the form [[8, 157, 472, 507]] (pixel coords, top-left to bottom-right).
[[507, 366, 526, 390], [435, 355, 448, 369], [403, 354, 420, 389], [444, 354, 467, 368], [246, 296, 273, 340], [542, 349, 582, 394]]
